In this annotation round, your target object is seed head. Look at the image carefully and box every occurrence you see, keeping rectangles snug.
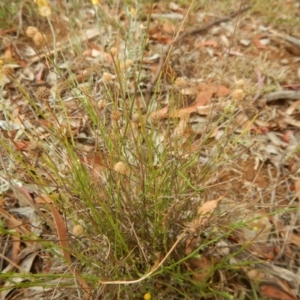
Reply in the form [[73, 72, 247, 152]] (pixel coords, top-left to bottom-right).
[[38, 5, 51, 17], [35, 0, 51, 17], [73, 225, 84, 236], [110, 110, 122, 121], [102, 72, 114, 83], [36, 86, 51, 100], [121, 59, 133, 71], [114, 162, 129, 176], [110, 47, 117, 56], [33, 32, 47, 47], [125, 59, 133, 68], [231, 89, 245, 101], [26, 26, 39, 38]]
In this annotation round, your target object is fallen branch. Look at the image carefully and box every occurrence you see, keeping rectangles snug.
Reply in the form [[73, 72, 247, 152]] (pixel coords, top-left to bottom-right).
[[264, 91, 300, 102]]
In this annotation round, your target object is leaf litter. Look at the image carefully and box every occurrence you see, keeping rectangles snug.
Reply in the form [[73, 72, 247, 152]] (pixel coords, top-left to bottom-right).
[[0, 0, 300, 299]]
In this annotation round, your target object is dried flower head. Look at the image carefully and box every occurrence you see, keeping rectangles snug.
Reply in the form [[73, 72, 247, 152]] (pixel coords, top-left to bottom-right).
[[125, 59, 133, 68], [174, 77, 187, 88], [33, 32, 47, 47], [121, 59, 133, 71], [102, 72, 114, 83], [91, 0, 99, 5], [39, 5, 51, 17], [36, 86, 51, 100], [73, 224, 84, 236], [114, 161, 129, 176], [110, 47, 117, 56], [2, 66, 14, 77], [110, 110, 122, 121], [35, 0, 51, 17], [231, 89, 245, 101], [26, 26, 39, 38]]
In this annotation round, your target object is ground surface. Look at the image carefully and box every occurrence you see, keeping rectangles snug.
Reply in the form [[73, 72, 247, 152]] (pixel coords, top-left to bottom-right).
[[0, 0, 300, 299]]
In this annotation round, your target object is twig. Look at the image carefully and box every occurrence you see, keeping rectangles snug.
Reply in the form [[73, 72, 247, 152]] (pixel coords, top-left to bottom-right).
[[264, 91, 300, 102], [269, 29, 300, 48], [144, 5, 252, 107]]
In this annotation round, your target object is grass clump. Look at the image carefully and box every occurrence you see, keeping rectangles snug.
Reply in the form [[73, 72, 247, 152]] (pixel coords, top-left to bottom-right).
[[0, 0, 299, 299]]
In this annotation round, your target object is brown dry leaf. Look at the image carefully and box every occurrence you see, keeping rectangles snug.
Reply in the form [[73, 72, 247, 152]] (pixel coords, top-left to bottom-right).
[[294, 179, 300, 204], [149, 25, 173, 44], [193, 90, 213, 107], [7, 221, 21, 263], [253, 34, 268, 49], [289, 233, 300, 247], [195, 40, 218, 48], [170, 86, 217, 117], [39, 195, 91, 298], [260, 284, 297, 300], [37, 196, 71, 263], [0, 207, 31, 238], [212, 84, 230, 97], [186, 195, 225, 234], [177, 84, 229, 117], [283, 114, 300, 127], [247, 267, 298, 300], [161, 21, 176, 35], [185, 255, 213, 282], [272, 217, 300, 248], [197, 195, 224, 216], [184, 197, 224, 261], [80, 152, 104, 180], [150, 105, 169, 121], [285, 99, 300, 115]]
